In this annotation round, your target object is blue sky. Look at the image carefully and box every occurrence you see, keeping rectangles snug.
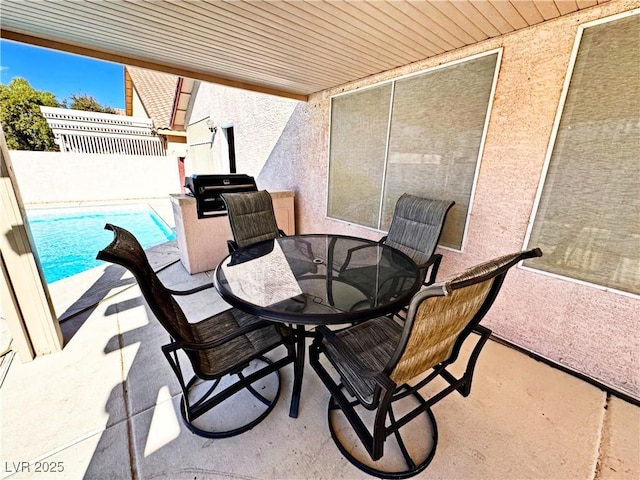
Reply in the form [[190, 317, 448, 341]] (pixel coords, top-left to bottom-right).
[[0, 39, 125, 109]]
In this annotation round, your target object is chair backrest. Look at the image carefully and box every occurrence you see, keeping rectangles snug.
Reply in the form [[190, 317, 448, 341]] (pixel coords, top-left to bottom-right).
[[221, 190, 281, 249], [384, 194, 455, 266], [386, 248, 542, 385], [96, 224, 196, 346]]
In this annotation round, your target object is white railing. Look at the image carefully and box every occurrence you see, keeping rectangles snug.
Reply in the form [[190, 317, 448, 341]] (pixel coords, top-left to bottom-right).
[[54, 133, 166, 156], [40, 106, 166, 156]]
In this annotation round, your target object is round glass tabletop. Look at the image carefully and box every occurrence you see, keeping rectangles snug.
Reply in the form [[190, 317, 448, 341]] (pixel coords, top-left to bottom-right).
[[215, 234, 421, 325]]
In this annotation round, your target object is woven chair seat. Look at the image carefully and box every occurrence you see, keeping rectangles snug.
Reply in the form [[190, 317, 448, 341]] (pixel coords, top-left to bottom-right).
[[221, 190, 282, 251], [321, 316, 402, 404], [192, 308, 286, 378], [384, 196, 455, 267], [222, 191, 318, 278]]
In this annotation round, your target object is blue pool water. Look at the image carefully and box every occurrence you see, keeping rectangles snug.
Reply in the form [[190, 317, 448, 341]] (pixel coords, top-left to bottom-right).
[[27, 204, 176, 284]]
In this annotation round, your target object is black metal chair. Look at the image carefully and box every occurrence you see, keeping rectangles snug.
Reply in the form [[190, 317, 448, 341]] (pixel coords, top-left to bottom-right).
[[310, 248, 542, 478], [339, 194, 455, 289], [222, 190, 317, 279], [221, 190, 285, 253], [384, 194, 455, 285], [97, 223, 296, 438]]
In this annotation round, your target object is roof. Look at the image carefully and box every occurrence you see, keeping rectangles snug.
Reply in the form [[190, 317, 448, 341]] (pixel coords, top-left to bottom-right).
[[0, 0, 611, 101], [125, 66, 179, 129], [170, 77, 196, 132]]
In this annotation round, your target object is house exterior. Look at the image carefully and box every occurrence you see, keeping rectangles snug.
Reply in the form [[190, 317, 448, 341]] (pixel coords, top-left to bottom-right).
[[0, 0, 637, 402], [185, 1, 639, 400], [125, 66, 192, 188], [186, 83, 299, 178]]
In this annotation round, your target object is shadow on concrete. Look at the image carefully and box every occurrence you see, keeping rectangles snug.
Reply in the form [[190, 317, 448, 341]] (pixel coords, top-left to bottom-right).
[[59, 264, 135, 345], [58, 241, 182, 346]]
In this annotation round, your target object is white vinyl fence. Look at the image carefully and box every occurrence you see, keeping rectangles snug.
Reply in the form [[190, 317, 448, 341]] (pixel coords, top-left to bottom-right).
[[9, 151, 181, 205], [40, 106, 166, 156]]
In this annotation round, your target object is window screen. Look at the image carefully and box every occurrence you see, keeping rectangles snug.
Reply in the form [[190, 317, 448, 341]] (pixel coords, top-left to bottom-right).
[[327, 52, 499, 249], [328, 84, 392, 228], [525, 13, 640, 295], [383, 53, 498, 247]]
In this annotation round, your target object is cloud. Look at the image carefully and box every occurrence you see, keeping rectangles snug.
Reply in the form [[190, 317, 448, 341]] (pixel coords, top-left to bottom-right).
[[0, 66, 8, 72]]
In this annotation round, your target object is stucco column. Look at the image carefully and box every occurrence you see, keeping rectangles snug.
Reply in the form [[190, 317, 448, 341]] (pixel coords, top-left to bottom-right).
[[0, 129, 62, 361]]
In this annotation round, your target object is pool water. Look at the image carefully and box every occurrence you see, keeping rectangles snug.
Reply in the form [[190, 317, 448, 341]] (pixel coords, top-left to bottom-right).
[[27, 204, 176, 284]]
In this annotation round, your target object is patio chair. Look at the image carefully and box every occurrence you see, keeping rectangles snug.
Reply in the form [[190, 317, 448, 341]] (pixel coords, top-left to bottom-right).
[[222, 189, 317, 277], [310, 247, 542, 478], [337, 194, 454, 314], [96, 223, 296, 438], [340, 194, 455, 288], [221, 190, 285, 252]]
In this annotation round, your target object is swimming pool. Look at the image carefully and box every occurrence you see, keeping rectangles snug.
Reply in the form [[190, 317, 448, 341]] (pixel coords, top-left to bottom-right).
[[26, 204, 176, 284]]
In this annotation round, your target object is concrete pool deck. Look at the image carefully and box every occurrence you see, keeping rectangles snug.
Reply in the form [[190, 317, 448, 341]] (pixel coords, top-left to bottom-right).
[[1, 239, 639, 479]]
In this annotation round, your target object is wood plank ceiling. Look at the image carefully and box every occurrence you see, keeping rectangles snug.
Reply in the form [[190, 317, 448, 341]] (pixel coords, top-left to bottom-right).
[[0, 0, 609, 101]]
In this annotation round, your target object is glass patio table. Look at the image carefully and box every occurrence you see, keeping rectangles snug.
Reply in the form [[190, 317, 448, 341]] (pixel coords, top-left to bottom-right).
[[214, 234, 421, 417]]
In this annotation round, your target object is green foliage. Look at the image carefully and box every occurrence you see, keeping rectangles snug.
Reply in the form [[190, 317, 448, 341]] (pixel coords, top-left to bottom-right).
[[66, 93, 116, 114], [0, 78, 60, 151], [0, 79, 119, 151]]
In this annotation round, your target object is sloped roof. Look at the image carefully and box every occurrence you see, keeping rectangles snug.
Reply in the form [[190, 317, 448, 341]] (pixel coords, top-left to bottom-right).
[[170, 77, 196, 132], [126, 66, 179, 129]]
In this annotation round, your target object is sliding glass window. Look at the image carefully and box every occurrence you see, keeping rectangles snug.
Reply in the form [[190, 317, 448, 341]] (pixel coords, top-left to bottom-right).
[[524, 12, 640, 296], [327, 50, 500, 250]]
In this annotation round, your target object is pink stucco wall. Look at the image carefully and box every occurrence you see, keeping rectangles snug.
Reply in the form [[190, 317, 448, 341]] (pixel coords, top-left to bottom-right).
[[259, 0, 639, 399]]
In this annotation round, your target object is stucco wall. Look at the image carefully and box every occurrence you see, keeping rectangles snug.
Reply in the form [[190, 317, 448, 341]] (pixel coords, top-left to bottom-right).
[[258, 0, 639, 399], [188, 84, 300, 179], [9, 151, 181, 204]]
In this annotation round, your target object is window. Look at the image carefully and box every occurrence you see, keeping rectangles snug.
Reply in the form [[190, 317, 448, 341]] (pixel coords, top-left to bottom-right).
[[327, 50, 501, 250], [524, 12, 640, 296]]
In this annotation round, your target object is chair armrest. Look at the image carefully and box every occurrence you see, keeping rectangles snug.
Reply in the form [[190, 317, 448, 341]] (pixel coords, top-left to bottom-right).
[[167, 283, 214, 296], [295, 236, 315, 261], [416, 253, 443, 286], [339, 235, 388, 274], [339, 242, 380, 274]]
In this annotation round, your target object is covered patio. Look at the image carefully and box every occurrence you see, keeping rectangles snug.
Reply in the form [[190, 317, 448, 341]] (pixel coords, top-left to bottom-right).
[[1, 0, 638, 478], [1, 240, 637, 479]]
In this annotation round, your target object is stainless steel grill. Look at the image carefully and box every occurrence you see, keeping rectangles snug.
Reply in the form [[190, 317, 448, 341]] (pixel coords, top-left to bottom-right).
[[184, 174, 257, 218]]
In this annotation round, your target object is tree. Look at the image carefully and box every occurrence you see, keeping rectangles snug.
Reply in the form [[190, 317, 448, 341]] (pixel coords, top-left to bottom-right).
[[65, 93, 116, 114], [1, 78, 118, 151], [0, 78, 60, 151]]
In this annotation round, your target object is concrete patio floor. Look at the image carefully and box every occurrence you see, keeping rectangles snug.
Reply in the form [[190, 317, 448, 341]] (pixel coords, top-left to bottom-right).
[[1, 241, 638, 480]]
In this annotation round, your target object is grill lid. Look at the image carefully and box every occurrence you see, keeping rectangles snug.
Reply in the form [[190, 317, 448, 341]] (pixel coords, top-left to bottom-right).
[[185, 174, 257, 218]]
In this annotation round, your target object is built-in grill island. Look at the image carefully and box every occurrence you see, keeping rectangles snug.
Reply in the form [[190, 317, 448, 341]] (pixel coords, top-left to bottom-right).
[[184, 174, 258, 218], [171, 175, 295, 275]]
